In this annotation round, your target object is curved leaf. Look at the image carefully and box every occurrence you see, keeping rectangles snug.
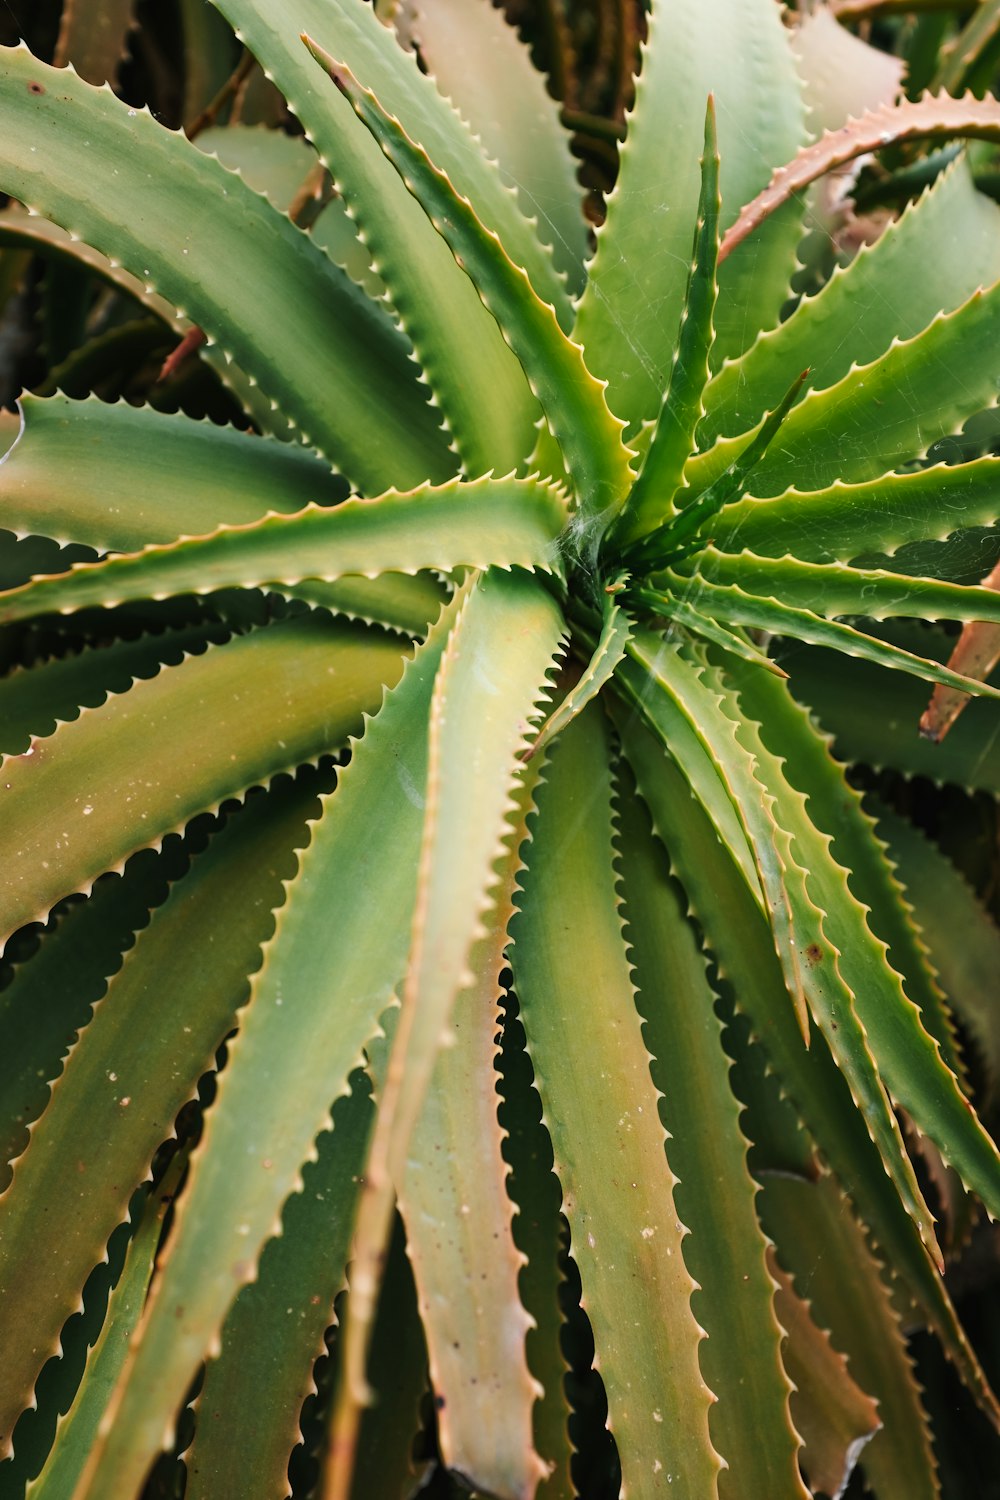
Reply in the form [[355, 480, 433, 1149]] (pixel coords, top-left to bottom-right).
[[725, 662, 1000, 1221], [614, 707, 1000, 1430], [721, 91, 1000, 263], [621, 635, 941, 1259], [400, 793, 543, 1500], [498, 997, 573, 1500], [703, 157, 1000, 446], [71, 595, 456, 1500], [0, 45, 451, 489], [311, 50, 634, 519], [185, 1077, 373, 1500], [613, 100, 720, 545], [710, 456, 1000, 566], [768, 1250, 881, 1499], [0, 395, 443, 635], [0, 477, 567, 624], [0, 616, 406, 944], [0, 776, 324, 1462], [668, 572, 1000, 700], [330, 571, 565, 1498], [511, 706, 722, 1499], [617, 781, 808, 1500], [876, 809, 1000, 1107], [687, 280, 1000, 501], [793, 6, 903, 136], [409, 0, 587, 292], [210, 0, 555, 478], [530, 593, 631, 760], [194, 122, 385, 298], [1, 395, 345, 548], [760, 1172, 940, 1500], [694, 549, 1000, 628], [0, 626, 225, 757], [0, 846, 177, 1194], [24, 1155, 183, 1500], [0, 206, 283, 440], [573, 0, 806, 429]]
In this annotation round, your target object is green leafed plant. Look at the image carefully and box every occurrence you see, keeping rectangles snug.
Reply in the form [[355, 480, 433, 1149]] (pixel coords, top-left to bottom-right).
[[2, 1, 1000, 1497]]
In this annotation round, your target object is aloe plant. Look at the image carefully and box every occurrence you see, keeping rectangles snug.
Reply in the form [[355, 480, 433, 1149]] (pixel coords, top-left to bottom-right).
[[2, 1, 1000, 1497]]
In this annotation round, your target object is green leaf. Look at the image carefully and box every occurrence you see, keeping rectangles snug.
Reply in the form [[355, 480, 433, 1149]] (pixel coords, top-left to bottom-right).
[[0, 616, 406, 945], [285, 575, 446, 638], [185, 1077, 373, 1500], [0, 205, 180, 336], [724, 685, 966, 1091], [0, 775, 324, 1462], [530, 591, 632, 759], [3, 390, 334, 547], [876, 808, 1000, 1108], [701, 159, 1000, 445], [0, 394, 444, 636], [626, 372, 807, 571], [0, 625, 226, 756], [760, 1172, 941, 1500], [616, 643, 760, 900], [194, 122, 385, 298], [0, 475, 565, 625], [723, 661, 1000, 1221], [685, 280, 1000, 501], [614, 708, 1000, 1429], [511, 706, 722, 1499], [194, 122, 318, 211], [616, 781, 809, 1500], [667, 572, 1000, 700], [572, 0, 806, 431], [612, 101, 720, 547], [620, 636, 941, 1261], [408, 0, 587, 293], [0, 206, 283, 440], [934, 0, 1000, 93], [331, 571, 565, 1495], [24, 1156, 184, 1500], [781, 624, 1000, 793], [209, 0, 554, 478], [0, 46, 452, 489], [69, 595, 456, 1500], [400, 792, 543, 1500], [310, 48, 634, 519], [0, 846, 176, 1195], [709, 455, 1000, 566], [694, 548, 1000, 629], [637, 595, 786, 677]]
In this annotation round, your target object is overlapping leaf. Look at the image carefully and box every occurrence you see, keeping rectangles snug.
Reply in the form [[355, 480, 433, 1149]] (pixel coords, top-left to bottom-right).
[[315, 54, 633, 519], [0, 46, 451, 489], [0, 616, 405, 944], [511, 706, 722, 1498], [0, 476, 566, 624]]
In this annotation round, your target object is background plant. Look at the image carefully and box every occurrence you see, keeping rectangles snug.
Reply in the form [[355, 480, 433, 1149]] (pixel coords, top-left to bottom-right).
[[1, 2, 1000, 1498]]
